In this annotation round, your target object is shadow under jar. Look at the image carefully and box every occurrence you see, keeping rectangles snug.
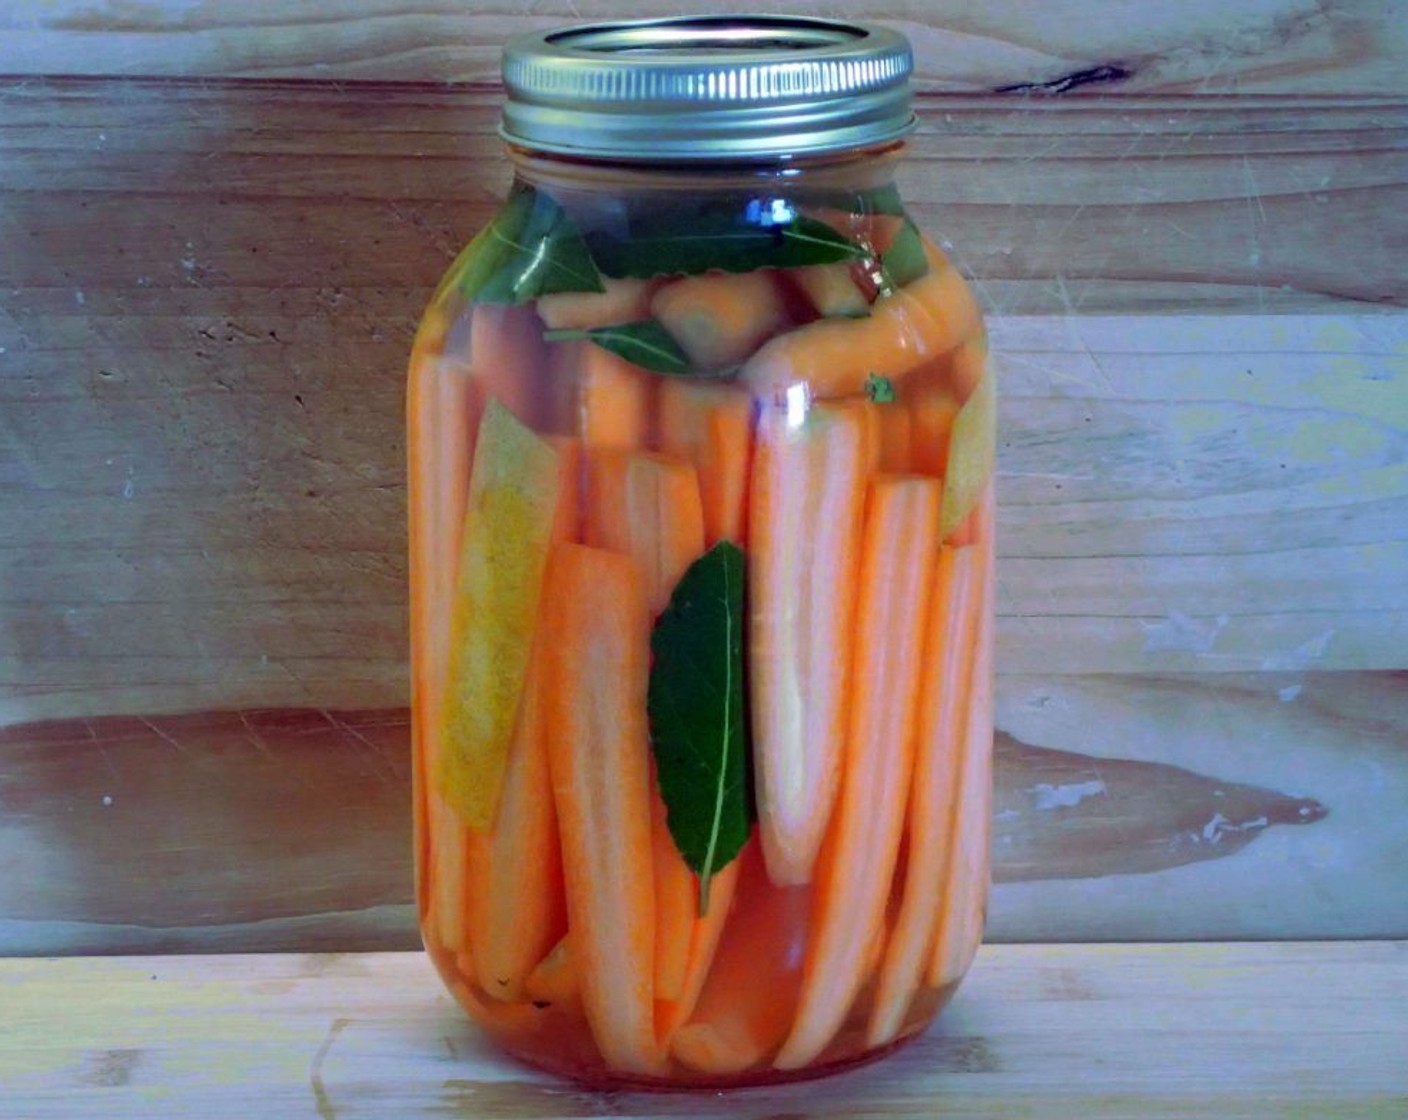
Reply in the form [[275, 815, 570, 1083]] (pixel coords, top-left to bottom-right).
[[407, 15, 996, 1089]]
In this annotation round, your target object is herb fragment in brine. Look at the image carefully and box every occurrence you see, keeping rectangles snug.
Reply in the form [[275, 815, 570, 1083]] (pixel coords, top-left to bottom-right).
[[647, 541, 753, 913], [544, 319, 692, 375], [586, 205, 867, 279], [458, 186, 604, 304], [866, 373, 897, 404], [880, 221, 930, 290]]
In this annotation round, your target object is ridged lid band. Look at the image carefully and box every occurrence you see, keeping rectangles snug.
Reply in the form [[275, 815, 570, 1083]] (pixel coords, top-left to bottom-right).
[[500, 16, 915, 161]]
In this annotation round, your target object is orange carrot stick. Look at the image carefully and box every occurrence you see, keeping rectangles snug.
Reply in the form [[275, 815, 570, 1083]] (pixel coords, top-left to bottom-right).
[[948, 334, 989, 403], [741, 241, 979, 400], [788, 262, 871, 319], [874, 835, 910, 978], [581, 446, 739, 1037], [583, 448, 706, 613], [543, 543, 662, 1076], [865, 542, 982, 1046], [651, 790, 697, 1006], [464, 690, 565, 1001], [655, 380, 754, 546], [861, 400, 914, 475], [467, 302, 547, 428], [774, 476, 941, 1070], [411, 295, 453, 356], [740, 302, 926, 400], [748, 399, 869, 886], [577, 443, 746, 1039], [407, 345, 474, 720], [854, 833, 910, 1012], [947, 502, 983, 548], [537, 277, 660, 331], [651, 270, 791, 370], [407, 331, 477, 931], [544, 436, 582, 545], [916, 244, 982, 365], [928, 484, 996, 988], [425, 790, 470, 952], [524, 935, 580, 1007], [442, 950, 543, 1039], [656, 857, 741, 1041], [909, 387, 960, 478], [581, 445, 714, 1021], [562, 339, 655, 450], [904, 340, 982, 480], [671, 842, 810, 1075], [464, 440, 579, 1001]]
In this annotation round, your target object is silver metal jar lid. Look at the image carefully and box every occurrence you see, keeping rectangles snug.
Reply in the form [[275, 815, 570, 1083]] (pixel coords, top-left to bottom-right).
[[499, 16, 915, 161]]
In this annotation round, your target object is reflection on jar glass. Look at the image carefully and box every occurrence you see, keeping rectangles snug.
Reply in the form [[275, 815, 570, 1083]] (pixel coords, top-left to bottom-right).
[[407, 15, 995, 1088]]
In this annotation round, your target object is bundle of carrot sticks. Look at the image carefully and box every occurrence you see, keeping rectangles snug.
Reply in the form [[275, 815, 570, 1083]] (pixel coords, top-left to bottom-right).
[[406, 227, 995, 1082]]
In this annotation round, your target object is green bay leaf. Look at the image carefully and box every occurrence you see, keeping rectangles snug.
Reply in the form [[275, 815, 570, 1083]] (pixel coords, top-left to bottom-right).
[[543, 319, 692, 375], [586, 207, 866, 279], [647, 540, 753, 913], [864, 182, 908, 217], [880, 220, 930, 290], [458, 185, 604, 304]]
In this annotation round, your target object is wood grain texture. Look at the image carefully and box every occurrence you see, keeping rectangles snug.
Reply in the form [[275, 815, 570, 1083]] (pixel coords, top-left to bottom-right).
[[992, 314, 1408, 675], [2, 78, 1405, 726], [2, 944, 1405, 1117], [1, 0, 1404, 95], [995, 670, 1408, 941], [992, 734, 1328, 884], [7, 671, 1403, 956], [0, 709, 414, 954]]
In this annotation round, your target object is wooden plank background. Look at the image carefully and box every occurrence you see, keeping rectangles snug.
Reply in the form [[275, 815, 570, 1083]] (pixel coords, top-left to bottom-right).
[[1, 0, 1405, 953], [3, 0, 1405, 94]]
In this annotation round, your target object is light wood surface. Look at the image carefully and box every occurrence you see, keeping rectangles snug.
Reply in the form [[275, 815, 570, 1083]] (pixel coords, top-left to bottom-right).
[[2, 0, 1404, 94], [1, 944, 1404, 1117]]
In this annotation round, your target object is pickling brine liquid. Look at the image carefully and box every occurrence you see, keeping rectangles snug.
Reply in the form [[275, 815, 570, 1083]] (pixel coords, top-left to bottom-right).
[[408, 150, 994, 1087]]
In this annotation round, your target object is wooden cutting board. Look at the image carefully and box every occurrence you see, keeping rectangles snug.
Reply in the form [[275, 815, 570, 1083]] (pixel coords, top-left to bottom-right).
[[2, 943, 1405, 1117]]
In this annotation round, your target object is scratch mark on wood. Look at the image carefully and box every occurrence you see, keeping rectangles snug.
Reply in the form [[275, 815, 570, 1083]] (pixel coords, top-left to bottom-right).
[[997, 65, 1132, 95], [1040, 966, 1097, 1001], [236, 710, 277, 761], [441, 1077, 626, 1118], [139, 715, 194, 759], [300, 953, 345, 978], [309, 1016, 351, 1120], [324, 709, 400, 784], [1141, 611, 1230, 655], [928, 1034, 1003, 1074], [79, 1047, 141, 1087]]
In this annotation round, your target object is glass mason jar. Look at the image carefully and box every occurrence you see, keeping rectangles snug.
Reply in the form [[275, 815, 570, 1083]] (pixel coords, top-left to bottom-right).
[[408, 16, 995, 1088]]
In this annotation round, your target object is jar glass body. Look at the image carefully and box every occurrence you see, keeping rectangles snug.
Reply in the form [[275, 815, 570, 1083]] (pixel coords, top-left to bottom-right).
[[408, 145, 995, 1088]]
